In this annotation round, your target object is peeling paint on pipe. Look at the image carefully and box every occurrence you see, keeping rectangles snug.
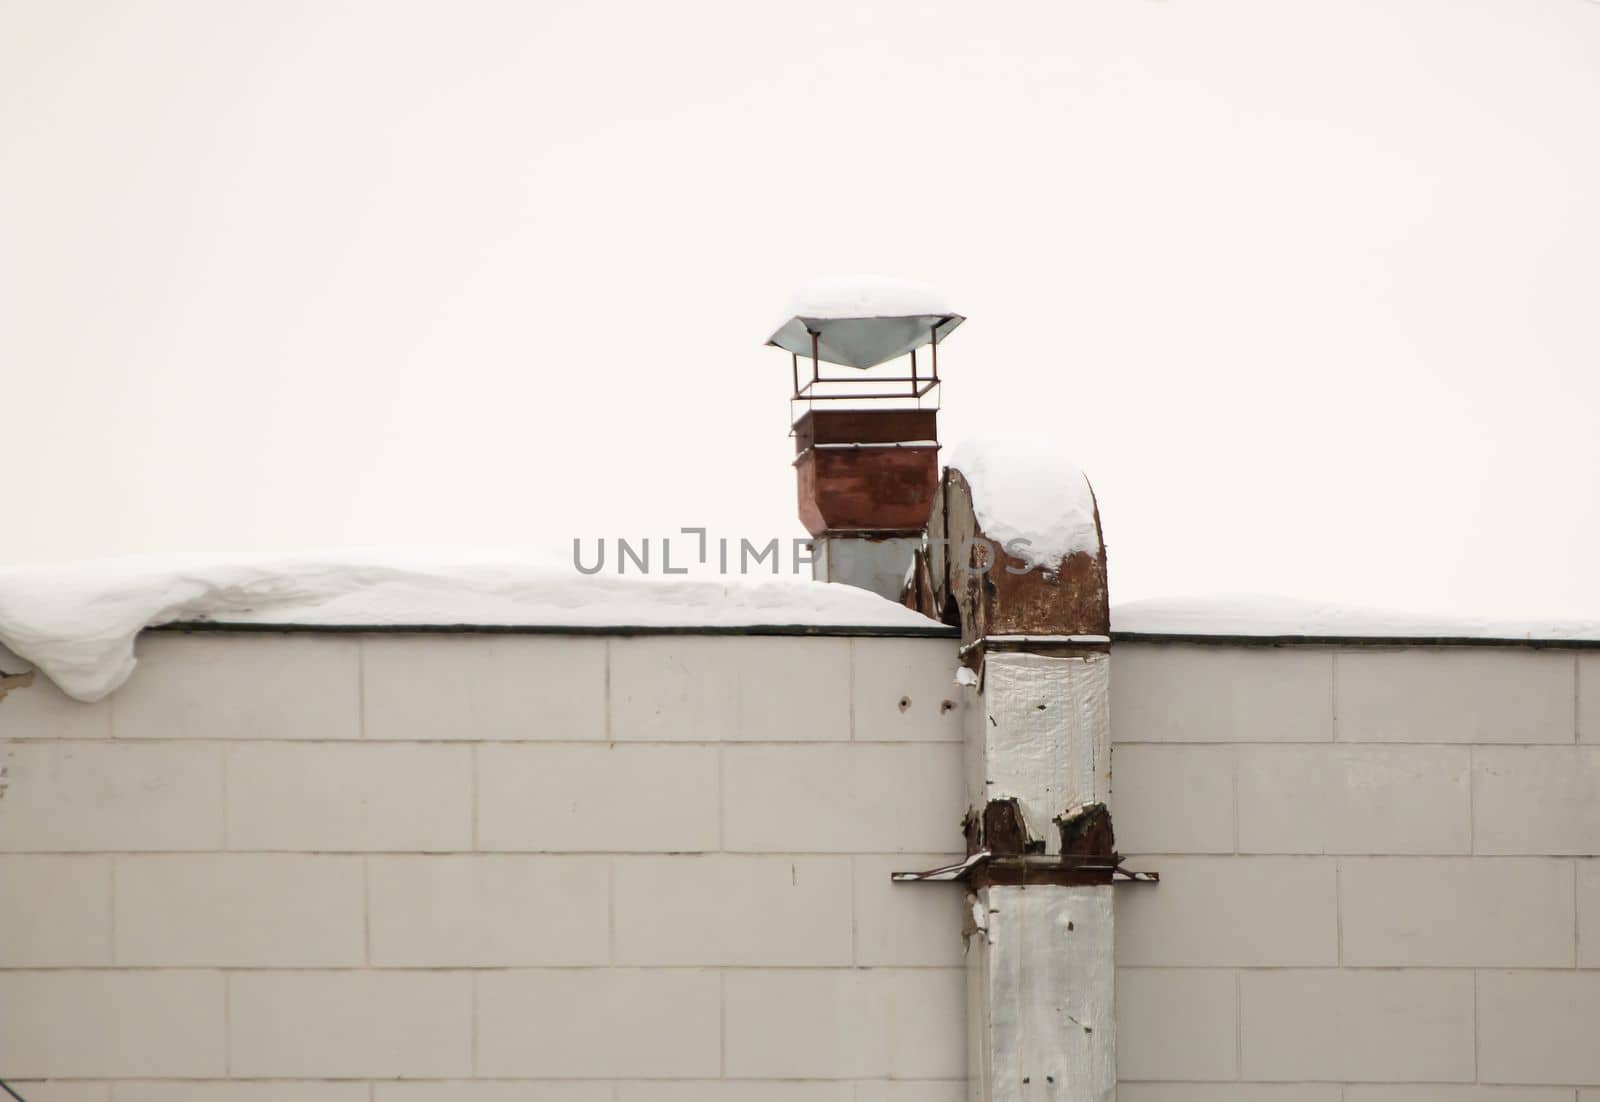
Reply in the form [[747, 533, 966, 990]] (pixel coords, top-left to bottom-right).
[[976, 653, 1110, 855], [972, 885, 1116, 1101]]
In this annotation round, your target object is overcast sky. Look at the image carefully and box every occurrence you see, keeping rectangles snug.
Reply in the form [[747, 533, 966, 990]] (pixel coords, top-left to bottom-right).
[[2, 0, 1597, 618]]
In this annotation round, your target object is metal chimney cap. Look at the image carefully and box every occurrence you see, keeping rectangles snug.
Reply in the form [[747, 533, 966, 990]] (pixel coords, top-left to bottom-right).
[[767, 275, 964, 369]]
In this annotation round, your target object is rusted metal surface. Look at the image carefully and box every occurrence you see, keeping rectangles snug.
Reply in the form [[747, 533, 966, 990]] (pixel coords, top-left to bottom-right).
[[921, 478, 959, 626], [890, 850, 990, 882], [955, 793, 1138, 890], [795, 437, 940, 537], [962, 807, 982, 853], [904, 467, 1110, 656], [981, 796, 1042, 856], [973, 855, 1157, 887], [0, 668, 34, 704], [973, 856, 1117, 888], [892, 849, 1158, 887], [971, 798, 1112, 860], [960, 799, 1128, 883], [902, 545, 939, 616], [1056, 801, 1116, 858], [792, 382, 940, 402], [792, 409, 938, 452]]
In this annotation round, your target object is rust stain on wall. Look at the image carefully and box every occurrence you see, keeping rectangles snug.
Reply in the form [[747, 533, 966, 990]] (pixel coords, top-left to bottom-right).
[[0, 669, 35, 704]]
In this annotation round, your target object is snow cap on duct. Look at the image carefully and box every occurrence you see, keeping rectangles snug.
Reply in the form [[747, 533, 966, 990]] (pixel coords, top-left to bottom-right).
[[767, 274, 964, 369]]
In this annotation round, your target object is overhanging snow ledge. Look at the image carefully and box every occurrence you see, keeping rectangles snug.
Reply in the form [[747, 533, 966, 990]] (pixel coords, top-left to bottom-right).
[[0, 551, 950, 703]]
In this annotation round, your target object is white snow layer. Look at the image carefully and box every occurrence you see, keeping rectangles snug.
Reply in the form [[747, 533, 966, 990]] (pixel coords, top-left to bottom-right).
[[781, 274, 954, 322], [1113, 594, 1600, 642], [0, 550, 944, 703], [945, 435, 1101, 571], [7, 552, 1597, 706]]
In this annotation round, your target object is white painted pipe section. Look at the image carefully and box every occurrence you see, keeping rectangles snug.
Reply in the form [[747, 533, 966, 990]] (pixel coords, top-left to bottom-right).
[[977, 653, 1110, 853], [969, 885, 1116, 1101], [963, 651, 1116, 1102]]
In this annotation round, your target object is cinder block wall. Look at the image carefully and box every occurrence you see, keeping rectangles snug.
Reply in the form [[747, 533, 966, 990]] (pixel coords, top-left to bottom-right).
[[1111, 642, 1600, 1102], [7, 633, 1599, 1101], [0, 632, 970, 1102]]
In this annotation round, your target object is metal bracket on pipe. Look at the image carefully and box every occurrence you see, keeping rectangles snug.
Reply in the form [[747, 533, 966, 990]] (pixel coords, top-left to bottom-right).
[[892, 850, 1159, 887], [891, 850, 993, 882]]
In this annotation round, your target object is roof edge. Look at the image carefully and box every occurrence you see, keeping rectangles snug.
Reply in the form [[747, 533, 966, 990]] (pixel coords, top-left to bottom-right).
[[152, 621, 959, 639], [1112, 631, 1600, 650]]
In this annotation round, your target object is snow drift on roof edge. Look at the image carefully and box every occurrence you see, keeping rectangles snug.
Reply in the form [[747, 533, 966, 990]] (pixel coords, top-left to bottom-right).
[[0, 550, 945, 703], [1113, 594, 1600, 641], [7, 553, 1598, 706]]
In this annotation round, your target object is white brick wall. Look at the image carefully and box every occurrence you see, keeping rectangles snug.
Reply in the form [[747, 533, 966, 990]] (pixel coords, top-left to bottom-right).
[[1115, 856, 1338, 966], [611, 854, 854, 966], [118, 1087, 368, 1102], [1580, 861, 1600, 969], [722, 742, 962, 852], [0, 742, 225, 851], [1242, 970, 1478, 1082], [1110, 644, 1333, 743], [114, 854, 367, 966], [0, 632, 967, 1099], [722, 968, 966, 1079], [367, 855, 611, 966], [226, 741, 473, 851], [1473, 747, 1600, 854], [111, 634, 361, 741], [5, 633, 1598, 1099], [850, 853, 966, 967], [1120, 1089, 1341, 1102], [0, 971, 226, 1078], [1338, 858, 1575, 968], [1477, 971, 1600, 1085], [476, 742, 720, 851], [610, 636, 852, 741], [0, 856, 112, 966], [1335, 649, 1576, 744], [362, 635, 607, 741], [1116, 968, 1239, 1080], [1112, 641, 1600, 1099], [229, 971, 474, 1078], [1581, 655, 1600, 743], [1236, 744, 1472, 854], [477, 969, 721, 1078]]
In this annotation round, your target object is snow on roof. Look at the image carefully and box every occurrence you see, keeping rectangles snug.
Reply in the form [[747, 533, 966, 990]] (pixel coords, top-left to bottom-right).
[[9, 552, 1594, 706], [945, 434, 1101, 571], [0, 551, 947, 703], [781, 274, 955, 323], [1112, 595, 1600, 642]]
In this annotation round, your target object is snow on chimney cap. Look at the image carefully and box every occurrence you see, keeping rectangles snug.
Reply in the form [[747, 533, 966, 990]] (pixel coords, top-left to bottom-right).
[[767, 274, 964, 369]]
